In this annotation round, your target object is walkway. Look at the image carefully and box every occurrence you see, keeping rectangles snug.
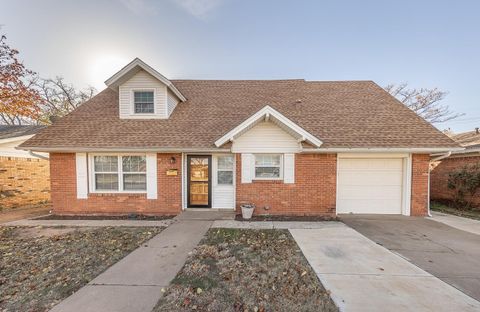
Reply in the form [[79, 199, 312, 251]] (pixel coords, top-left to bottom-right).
[[430, 211, 480, 235], [50, 216, 212, 312], [291, 222, 480, 312], [3, 218, 173, 227]]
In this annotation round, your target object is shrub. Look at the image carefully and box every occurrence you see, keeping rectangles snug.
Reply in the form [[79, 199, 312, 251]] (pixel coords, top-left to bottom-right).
[[447, 163, 480, 208]]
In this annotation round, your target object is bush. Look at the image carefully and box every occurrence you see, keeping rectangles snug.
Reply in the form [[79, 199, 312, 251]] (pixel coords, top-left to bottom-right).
[[447, 163, 480, 208]]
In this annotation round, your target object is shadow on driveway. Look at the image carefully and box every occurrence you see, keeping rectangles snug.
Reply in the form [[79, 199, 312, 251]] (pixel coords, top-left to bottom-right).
[[340, 214, 480, 302]]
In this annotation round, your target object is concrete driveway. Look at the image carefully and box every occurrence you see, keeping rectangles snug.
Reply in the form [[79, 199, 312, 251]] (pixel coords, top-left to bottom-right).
[[341, 214, 480, 302], [291, 223, 480, 311]]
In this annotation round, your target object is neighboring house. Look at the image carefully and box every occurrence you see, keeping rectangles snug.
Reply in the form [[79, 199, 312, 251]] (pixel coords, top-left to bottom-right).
[[0, 125, 50, 210], [431, 128, 480, 208], [18, 58, 461, 217]]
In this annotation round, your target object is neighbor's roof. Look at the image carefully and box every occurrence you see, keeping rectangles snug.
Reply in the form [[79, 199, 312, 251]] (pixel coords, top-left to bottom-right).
[[0, 125, 46, 141], [451, 130, 480, 147], [19, 79, 459, 151]]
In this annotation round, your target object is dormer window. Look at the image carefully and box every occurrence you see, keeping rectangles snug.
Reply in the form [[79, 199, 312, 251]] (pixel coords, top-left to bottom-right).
[[134, 91, 154, 114]]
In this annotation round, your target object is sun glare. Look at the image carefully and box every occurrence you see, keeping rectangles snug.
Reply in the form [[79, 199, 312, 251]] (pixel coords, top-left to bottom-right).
[[89, 54, 130, 90]]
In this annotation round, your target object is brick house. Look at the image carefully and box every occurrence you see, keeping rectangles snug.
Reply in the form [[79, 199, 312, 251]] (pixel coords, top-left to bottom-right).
[[19, 58, 461, 217], [0, 125, 50, 209], [431, 128, 480, 208]]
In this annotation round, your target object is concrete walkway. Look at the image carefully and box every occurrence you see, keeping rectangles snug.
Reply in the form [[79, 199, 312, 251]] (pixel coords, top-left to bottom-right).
[[3, 218, 174, 227], [430, 211, 480, 235], [291, 222, 480, 312], [212, 219, 340, 229], [50, 219, 212, 312]]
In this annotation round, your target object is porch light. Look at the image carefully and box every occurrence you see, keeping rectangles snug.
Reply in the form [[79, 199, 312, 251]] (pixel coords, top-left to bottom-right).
[[170, 156, 176, 164]]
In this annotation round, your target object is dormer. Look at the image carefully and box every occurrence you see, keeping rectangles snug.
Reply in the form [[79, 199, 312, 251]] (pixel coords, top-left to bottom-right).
[[105, 58, 186, 119]]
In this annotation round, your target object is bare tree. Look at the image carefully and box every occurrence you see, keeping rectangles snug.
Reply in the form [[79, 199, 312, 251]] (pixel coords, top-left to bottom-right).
[[35, 77, 96, 124], [385, 83, 463, 123]]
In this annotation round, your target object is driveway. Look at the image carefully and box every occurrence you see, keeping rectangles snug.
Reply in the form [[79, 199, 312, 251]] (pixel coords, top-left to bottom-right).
[[291, 222, 480, 311], [341, 214, 480, 302]]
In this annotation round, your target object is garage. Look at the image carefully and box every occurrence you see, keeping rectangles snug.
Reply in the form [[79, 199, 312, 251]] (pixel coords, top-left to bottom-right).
[[337, 157, 405, 214]]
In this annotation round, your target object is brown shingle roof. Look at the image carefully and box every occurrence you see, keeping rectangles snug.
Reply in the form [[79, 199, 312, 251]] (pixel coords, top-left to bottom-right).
[[451, 129, 480, 147], [0, 125, 46, 140], [19, 80, 459, 151]]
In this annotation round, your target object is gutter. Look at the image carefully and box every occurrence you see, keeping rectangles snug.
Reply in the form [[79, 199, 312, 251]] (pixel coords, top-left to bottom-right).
[[17, 146, 231, 153], [17, 146, 464, 154], [29, 150, 49, 160], [427, 151, 452, 217]]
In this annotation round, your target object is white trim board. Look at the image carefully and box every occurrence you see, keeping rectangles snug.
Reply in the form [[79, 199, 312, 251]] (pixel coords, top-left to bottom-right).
[[105, 58, 186, 102], [215, 105, 322, 148]]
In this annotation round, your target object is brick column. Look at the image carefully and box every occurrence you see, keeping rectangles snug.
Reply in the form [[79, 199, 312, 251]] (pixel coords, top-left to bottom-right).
[[410, 154, 430, 216]]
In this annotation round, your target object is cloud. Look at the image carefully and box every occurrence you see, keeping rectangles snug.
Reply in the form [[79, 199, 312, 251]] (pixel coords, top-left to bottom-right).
[[120, 0, 224, 20], [169, 0, 224, 20], [120, 0, 157, 15]]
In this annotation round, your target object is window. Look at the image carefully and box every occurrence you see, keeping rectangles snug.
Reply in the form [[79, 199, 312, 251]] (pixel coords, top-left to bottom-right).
[[133, 91, 154, 114], [254, 154, 282, 179], [92, 155, 146, 192], [217, 155, 234, 185]]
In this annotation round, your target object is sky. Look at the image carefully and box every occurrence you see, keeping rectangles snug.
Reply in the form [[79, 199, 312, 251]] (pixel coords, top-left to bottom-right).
[[1, 0, 479, 132]]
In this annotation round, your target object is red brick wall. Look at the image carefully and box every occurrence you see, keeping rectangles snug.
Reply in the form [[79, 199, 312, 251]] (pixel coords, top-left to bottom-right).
[[430, 156, 480, 208], [411, 154, 430, 216], [50, 153, 182, 215], [235, 153, 337, 216], [0, 156, 50, 209]]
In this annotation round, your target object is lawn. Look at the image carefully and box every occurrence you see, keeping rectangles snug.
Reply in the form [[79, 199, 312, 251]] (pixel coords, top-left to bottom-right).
[[0, 226, 163, 312], [154, 228, 337, 312], [431, 201, 480, 220]]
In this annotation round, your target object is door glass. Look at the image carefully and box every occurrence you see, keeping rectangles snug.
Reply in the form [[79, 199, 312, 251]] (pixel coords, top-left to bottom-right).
[[189, 157, 209, 206]]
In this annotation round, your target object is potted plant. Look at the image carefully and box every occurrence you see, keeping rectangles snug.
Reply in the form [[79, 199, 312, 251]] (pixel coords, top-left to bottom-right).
[[240, 203, 255, 220]]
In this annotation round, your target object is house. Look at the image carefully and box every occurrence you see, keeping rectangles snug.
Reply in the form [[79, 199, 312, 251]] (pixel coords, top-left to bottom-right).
[[18, 58, 461, 217], [431, 128, 480, 208], [0, 125, 50, 209]]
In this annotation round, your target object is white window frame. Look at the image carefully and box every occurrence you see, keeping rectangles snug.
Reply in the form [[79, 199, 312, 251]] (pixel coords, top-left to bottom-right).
[[253, 154, 283, 180], [131, 89, 156, 115], [89, 153, 147, 194], [216, 155, 234, 186]]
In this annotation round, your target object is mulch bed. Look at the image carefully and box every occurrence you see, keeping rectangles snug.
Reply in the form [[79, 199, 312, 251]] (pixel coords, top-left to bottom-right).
[[235, 214, 338, 222], [0, 226, 163, 312], [35, 214, 175, 221], [154, 228, 338, 312]]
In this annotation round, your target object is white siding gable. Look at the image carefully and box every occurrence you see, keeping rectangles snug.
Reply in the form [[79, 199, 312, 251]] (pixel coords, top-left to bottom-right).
[[232, 121, 301, 153], [118, 70, 168, 119], [167, 90, 180, 117]]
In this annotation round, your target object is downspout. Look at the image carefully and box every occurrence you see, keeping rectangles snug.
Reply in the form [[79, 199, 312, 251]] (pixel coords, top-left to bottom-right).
[[427, 151, 452, 217], [29, 150, 49, 160]]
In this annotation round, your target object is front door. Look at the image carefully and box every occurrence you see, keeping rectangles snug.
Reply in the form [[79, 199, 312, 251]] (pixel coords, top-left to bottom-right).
[[187, 155, 211, 208]]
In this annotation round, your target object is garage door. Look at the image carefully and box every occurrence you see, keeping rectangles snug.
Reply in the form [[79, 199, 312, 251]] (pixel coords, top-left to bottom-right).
[[337, 158, 403, 214]]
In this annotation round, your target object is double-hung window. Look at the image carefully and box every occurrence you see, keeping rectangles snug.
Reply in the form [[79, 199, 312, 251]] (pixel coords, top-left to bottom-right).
[[92, 155, 147, 192], [133, 91, 154, 114], [217, 155, 234, 185], [254, 154, 282, 179]]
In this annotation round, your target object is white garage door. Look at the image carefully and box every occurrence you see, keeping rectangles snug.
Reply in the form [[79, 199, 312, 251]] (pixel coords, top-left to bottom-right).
[[337, 158, 404, 214]]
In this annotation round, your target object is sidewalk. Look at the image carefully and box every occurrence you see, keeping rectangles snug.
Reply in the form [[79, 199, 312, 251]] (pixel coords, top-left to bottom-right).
[[50, 219, 212, 312], [3, 218, 173, 227], [291, 223, 480, 312], [430, 211, 480, 235]]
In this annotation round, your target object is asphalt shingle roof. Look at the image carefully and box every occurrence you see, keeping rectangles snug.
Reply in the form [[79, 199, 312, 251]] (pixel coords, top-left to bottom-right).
[[19, 79, 458, 150], [0, 125, 46, 140]]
